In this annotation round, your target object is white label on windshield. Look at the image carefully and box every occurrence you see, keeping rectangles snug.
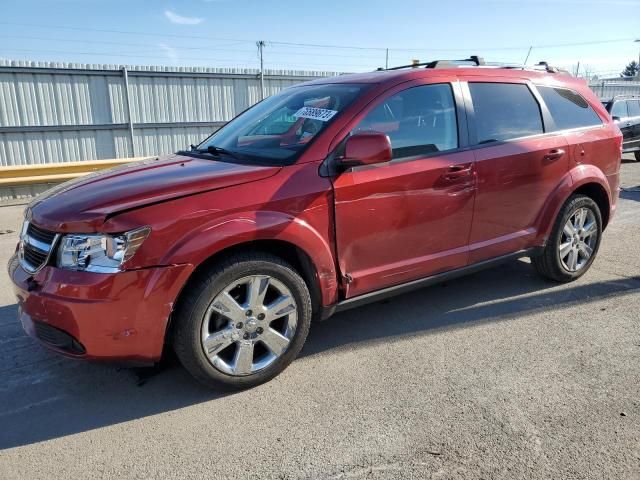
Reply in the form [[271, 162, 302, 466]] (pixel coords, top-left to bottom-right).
[[293, 106, 338, 122]]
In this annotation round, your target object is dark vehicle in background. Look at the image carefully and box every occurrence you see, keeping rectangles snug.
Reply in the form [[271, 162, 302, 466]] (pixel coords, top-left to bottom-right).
[[603, 95, 640, 160]]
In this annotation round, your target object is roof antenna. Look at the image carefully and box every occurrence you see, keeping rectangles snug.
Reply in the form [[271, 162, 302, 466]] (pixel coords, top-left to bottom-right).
[[522, 46, 533, 69]]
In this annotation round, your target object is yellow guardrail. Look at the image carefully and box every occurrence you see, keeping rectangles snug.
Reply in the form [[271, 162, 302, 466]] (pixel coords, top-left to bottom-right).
[[0, 158, 150, 187]]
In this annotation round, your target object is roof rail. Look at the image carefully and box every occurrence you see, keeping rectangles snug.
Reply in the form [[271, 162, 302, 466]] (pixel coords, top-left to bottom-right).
[[534, 61, 572, 75], [383, 62, 433, 71], [535, 61, 559, 73], [379, 57, 571, 75], [425, 56, 486, 69], [381, 56, 485, 71]]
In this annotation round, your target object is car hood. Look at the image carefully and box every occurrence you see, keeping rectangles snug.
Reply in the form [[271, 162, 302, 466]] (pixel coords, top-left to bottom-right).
[[28, 154, 281, 232]]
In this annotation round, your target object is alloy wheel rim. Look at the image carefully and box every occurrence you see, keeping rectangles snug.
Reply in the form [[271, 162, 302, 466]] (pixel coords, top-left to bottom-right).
[[201, 275, 298, 376], [559, 207, 598, 272]]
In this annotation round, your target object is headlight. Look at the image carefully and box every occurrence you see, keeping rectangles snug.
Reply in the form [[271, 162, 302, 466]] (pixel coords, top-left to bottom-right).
[[57, 227, 150, 273]]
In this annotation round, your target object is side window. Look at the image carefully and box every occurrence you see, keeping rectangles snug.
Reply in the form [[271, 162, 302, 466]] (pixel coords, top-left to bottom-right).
[[628, 100, 640, 118], [611, 100, 628, 119], [352, 84, 458, 159], [468, 82, 543, 143], [537, 86, 602, 131]]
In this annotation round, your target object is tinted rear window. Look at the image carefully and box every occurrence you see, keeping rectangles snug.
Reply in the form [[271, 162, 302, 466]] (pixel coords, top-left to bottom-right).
[[611, 100, 628, 118], [468, 82, 543, 143], [537, 86, 602, 131]]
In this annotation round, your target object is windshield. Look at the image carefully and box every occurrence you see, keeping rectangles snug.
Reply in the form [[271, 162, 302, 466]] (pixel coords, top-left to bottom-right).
[[196, 83, 365, 165]]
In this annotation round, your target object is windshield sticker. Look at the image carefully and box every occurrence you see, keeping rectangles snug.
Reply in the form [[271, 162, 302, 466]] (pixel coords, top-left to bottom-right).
[[293, 106, 338, 122]]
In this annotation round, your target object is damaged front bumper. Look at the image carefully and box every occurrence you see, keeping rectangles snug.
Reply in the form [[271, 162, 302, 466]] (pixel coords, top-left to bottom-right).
[[8, 254, 193, 364]]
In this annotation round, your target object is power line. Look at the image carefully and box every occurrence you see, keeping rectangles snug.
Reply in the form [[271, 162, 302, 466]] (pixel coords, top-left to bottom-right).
[[1, 47, 628, 73], [375, 38, 638, 52], [0, 22, 636, 53], [267, 38, 638, 52], [0, 35, 388, 60], [0, 48, 260, 64], [0, 48, 379, 68], [0, 35, 257, 55], [0, 22, 255, 44]]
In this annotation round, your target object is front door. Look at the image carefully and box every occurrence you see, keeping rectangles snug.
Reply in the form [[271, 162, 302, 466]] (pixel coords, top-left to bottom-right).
[[331, 81, 476, 298]]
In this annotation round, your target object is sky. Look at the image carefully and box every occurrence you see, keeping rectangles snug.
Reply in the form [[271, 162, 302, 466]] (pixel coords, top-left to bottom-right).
[[0, 0, 639, 77]]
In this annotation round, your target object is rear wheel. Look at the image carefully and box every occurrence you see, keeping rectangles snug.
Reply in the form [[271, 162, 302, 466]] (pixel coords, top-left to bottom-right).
[[634, 151, 640, 162], [172, 252, 312, 389], [532, 194, 602, 282]]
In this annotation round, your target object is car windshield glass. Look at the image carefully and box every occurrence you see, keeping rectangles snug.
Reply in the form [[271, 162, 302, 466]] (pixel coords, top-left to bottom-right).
[[196, 84, 366, 165]]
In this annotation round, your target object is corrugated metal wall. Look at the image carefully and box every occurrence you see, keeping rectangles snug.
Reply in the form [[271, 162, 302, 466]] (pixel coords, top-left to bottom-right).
[[0, 60, 340, 167], [588, 80, 640, 100]]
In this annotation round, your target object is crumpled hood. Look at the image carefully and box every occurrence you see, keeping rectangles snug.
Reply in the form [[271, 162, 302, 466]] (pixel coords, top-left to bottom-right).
[[28, 154, 281, 232]]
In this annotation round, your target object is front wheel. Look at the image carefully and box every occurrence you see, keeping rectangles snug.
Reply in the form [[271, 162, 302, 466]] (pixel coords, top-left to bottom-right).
[[532, 194, 602, 282], [172, 253, 312, 390], [634, 151, 640, 162]]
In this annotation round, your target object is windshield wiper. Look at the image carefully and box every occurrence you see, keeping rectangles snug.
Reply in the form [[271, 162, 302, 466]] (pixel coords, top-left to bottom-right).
[[193, 145, 241, 160]]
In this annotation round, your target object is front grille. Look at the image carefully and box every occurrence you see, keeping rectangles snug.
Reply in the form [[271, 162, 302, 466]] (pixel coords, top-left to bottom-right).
[[27, 223, 56, 244], [33, 321, 86, 355], [23, 244, 48, 267], [20, 221, 57, 273]]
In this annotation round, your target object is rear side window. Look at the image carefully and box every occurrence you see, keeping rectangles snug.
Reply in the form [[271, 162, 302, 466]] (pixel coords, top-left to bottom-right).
[[352, 83, 458, 159], [611, 100, 628, 119], [468, 83, 543, 143], [537, 86, 602, 130], [628, 100, 640, 117]]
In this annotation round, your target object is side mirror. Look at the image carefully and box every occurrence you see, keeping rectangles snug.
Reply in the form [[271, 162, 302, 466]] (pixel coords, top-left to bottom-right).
[[612, 115, 620, 122], [340, 132, 392, 168]]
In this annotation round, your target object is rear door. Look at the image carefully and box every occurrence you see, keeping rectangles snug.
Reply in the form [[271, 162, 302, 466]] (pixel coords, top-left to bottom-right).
[[535, 84, 610, 177], [626, 99, 640, 150], [460, 79, 569, 263], [610, 100, 633, 149], [331, 79, 476, 298]]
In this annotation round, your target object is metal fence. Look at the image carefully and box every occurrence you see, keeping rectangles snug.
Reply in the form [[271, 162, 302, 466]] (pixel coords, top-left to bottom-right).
[[0, 60, 340, 168], [588, 79, 640, 100]]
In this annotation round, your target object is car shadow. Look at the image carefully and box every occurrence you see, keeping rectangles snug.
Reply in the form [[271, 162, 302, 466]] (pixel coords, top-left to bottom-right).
[[620, 186, 640, 202], [301, 260, 640, 358], [1, 259, 639, 450]]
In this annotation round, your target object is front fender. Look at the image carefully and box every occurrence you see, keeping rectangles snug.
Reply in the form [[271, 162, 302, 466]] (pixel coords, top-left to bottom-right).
[[534, 165, 611, 244], [160, 210, 339, 305]]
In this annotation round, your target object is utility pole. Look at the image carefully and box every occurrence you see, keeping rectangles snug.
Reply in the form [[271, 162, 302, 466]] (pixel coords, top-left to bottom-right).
[[257, 40, 266, 100], [385, 48, 389, 69]]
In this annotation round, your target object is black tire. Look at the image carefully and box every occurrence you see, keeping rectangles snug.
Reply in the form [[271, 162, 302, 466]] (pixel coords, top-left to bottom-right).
[[532, 194, 602, 282], [634, 151, 640, 162], [172, 252, 312, 390]]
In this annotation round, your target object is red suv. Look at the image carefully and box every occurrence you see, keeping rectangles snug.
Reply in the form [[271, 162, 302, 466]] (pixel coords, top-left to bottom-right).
[[9, 58, 622, 389]]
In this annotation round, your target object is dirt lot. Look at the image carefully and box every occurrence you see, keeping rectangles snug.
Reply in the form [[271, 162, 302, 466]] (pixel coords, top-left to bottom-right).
[[0, 156, 638, 479]]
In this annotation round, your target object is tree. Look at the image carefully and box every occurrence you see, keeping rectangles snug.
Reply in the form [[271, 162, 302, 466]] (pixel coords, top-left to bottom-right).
[[620, 60, 639, 77]]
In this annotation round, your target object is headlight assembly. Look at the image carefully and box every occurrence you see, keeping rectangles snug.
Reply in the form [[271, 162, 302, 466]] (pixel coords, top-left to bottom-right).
[[57, 227, 150, 273]]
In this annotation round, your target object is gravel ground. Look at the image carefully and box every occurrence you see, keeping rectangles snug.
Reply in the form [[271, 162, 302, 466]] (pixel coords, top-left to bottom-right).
[[0, 156, 638, 479]]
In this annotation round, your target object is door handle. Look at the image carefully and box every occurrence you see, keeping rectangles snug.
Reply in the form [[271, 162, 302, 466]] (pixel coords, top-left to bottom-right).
[[543, 149, 565, 161], [443, 164, 473, 180]]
